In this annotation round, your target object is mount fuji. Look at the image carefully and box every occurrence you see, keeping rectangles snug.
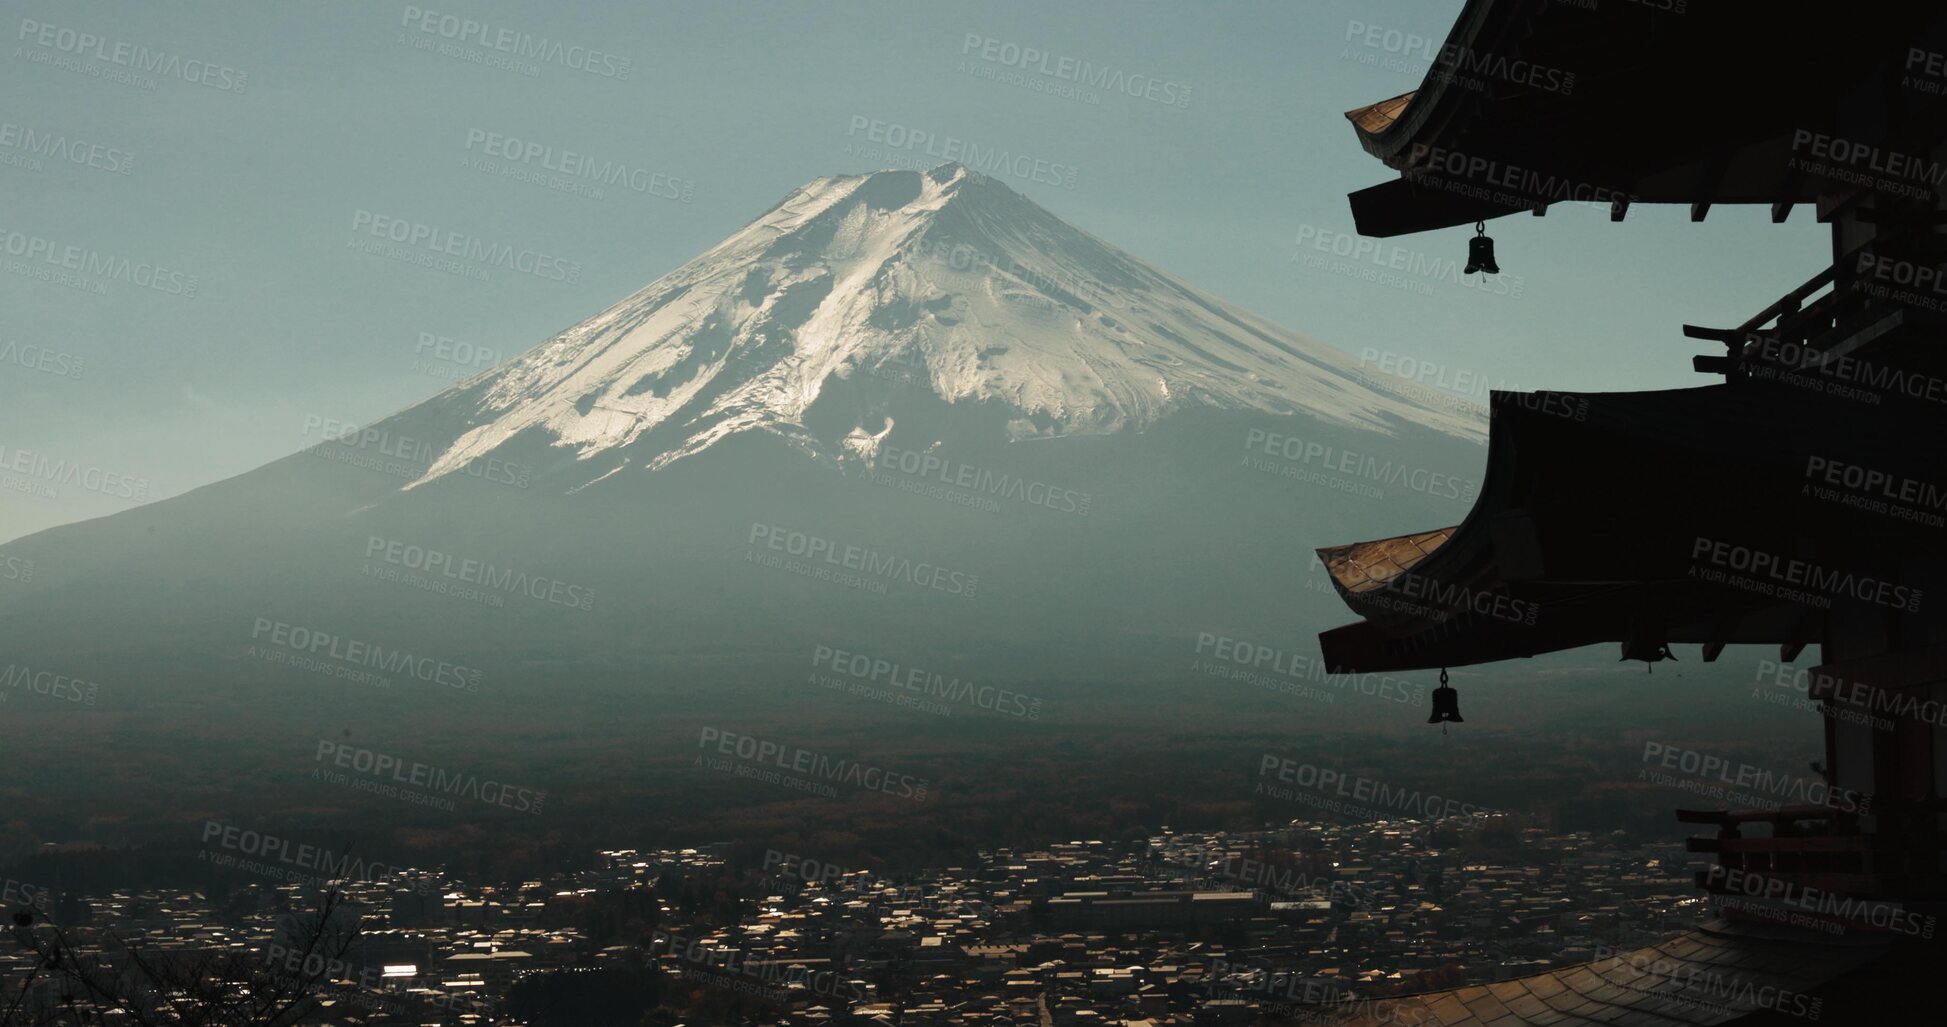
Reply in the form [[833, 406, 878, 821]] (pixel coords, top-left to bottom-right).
[[0, 164, 1484, 716], [407, 162, 1478, 484]]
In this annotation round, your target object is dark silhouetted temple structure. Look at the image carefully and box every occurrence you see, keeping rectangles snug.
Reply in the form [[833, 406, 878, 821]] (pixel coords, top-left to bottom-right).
[[1318, 1, 1947, 1023]]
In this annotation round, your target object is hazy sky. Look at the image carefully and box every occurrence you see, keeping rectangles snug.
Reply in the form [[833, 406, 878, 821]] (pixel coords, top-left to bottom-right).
[[1, 0, 1825, 540]]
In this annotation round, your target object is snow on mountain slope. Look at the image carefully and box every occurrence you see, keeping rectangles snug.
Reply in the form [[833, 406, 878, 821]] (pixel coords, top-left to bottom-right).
[[413, 162, 1481, 488]]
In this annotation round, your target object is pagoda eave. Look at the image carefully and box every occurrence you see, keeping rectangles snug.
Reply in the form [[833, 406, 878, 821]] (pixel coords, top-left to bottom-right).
[[1314, 382, 1945, 675], [1342, 0, 1947, 236]]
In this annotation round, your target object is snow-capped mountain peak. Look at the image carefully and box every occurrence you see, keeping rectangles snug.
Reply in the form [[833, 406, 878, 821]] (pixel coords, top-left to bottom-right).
[[412, 163, 1480, 487]]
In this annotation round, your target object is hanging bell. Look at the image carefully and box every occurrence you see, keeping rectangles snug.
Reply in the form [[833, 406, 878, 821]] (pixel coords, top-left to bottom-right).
[[1464, 221, 1500, 275], [1619, 622, 1677, 673], [1428, 668, 1463, 727]]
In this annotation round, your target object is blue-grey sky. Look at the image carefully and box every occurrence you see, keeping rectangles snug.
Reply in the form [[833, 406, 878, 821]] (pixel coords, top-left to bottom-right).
[[1, 0, 1824, 540]]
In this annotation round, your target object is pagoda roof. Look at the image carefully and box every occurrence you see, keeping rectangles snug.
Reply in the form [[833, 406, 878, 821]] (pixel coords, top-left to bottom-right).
[[1343, 1, 1947, 236], [1316, 379, 1945, 673]]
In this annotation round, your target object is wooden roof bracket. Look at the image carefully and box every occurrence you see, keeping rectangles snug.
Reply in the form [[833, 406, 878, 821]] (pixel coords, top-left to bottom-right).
[[1689, 153, 1734, 222]]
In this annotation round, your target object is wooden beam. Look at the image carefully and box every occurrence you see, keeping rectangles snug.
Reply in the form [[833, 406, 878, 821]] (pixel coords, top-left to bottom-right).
[[1712, 836, 1871, 854], [1676, 154, 1732, 224], [1685, 805, 1851, 824], [1682, 324, 1740, 343], [1779, 609, 1818, 664]]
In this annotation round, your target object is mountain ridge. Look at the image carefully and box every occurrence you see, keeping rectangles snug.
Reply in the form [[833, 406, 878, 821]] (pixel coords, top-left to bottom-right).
[[387, 162, 1480, 493], [0, 164, 1490, 712]]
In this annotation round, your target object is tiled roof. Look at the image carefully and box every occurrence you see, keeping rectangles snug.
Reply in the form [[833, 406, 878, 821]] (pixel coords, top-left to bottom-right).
[[1318, 528, 1456, 594], [1345, 91, 1417, 137], [1331, 922, 1887, 1026]]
